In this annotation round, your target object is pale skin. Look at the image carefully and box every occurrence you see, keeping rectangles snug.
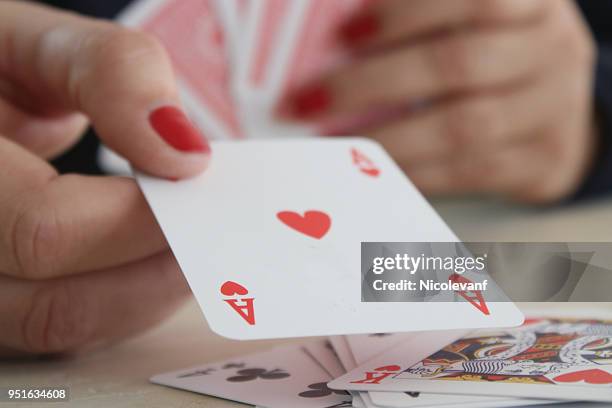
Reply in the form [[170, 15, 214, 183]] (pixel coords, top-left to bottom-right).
[[281, 0, 597, 204], [0, 1, 208, 358], [0, 0, 598, 358]]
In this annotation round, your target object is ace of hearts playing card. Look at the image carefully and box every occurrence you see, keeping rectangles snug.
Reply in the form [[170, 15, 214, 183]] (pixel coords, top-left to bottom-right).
[[136, 139, 523, 340]]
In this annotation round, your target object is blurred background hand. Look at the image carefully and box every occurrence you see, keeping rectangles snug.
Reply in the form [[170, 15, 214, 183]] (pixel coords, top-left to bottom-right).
[[279, 0, 597, 204], [0, 1, 209, 358]]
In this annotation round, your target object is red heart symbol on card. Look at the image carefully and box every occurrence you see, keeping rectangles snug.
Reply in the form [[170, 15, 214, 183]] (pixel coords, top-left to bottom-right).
[[554, 369, 612, 385], [220, 281, 249, 296], [276, 210, 331, 239], [375, 365, 401, 372]]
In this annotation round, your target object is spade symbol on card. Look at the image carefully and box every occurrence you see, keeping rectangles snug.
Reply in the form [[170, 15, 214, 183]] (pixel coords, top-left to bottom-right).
[[351, 148, 380, 177], [277, 210, 331, 239], [220, 281, 255, 325]]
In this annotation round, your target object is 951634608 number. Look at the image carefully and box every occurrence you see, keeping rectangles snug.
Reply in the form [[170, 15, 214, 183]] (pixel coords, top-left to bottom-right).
[[2, 387, 69, 402]]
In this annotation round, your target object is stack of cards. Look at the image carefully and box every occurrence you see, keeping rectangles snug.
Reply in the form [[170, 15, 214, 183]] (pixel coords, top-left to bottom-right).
[[115, 1, 611, 406], [152, 318, 612, 407]]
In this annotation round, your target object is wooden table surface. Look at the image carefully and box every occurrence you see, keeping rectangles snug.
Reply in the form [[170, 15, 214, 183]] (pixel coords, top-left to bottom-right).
[[2, 197, 612, 407]]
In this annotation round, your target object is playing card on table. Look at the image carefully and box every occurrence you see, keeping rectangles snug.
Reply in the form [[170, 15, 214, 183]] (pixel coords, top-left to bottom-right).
[[343, 332, 553, 408], [119, 0, 243, 140], [330, 318, 612, 403], [136, 138, 523, 340], [151, 344, 351, 408]]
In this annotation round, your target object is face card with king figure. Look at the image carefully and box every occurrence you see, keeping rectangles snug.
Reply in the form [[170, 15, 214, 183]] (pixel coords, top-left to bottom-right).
[[330, 319, 612, 403]]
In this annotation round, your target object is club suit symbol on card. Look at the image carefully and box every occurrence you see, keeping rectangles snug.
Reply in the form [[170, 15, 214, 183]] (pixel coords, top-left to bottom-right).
[[299, 382, 349, 398], [351, 365, 401, 385], [554, 369, 612, 385], [351, 147, 380, 177], [220, 281, 255, 325], [226, 368, 290, 382], [276, 210, 331, 239], [449, 273, 490, 316]]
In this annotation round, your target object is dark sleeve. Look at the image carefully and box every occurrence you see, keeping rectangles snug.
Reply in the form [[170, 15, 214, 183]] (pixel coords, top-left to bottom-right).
[[32, 0, 133, 175], [572, 1, 612, 199]]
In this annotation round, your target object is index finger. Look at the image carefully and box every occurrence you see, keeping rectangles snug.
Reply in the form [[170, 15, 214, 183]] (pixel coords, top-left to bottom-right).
[[0, 1, 210, 179]]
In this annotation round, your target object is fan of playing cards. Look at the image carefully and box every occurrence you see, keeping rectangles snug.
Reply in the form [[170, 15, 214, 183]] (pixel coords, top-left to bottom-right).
[[119, 0, 421, 142], [151, 319, 612, 407]]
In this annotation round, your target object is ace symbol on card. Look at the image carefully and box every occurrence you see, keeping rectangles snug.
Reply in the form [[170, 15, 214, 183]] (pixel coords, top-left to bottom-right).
[[221, 281, 255, 325], [351, 148, 380, 178], [449, 273, 490, 316]]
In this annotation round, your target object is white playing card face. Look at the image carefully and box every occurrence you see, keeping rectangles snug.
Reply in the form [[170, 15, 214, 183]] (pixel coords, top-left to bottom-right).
[[303, 339, 346, 378], [151, 344, 351, 408], [330, 319, 612, 403], [346, 333, 419, 366], [119, 0, 244, 140], [136, 138, 523, 340], [330, 337, 357, 372]]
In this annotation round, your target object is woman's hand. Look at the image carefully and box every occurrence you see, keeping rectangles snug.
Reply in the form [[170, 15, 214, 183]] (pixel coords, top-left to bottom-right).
[[0, 1, 210, 357], [280, 0, 596, 203]]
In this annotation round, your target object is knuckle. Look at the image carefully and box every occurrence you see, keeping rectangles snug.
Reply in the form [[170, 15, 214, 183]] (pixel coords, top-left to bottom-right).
[[22, 281, 92, 354], [10, 201, 62, 279], [430, 35, 478, 89]]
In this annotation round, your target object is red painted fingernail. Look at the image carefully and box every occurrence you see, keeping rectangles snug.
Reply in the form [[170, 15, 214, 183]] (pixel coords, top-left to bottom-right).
[[285, 83, 332, 119], [340, 11, 381, 46], [149, 106, 210, 154]]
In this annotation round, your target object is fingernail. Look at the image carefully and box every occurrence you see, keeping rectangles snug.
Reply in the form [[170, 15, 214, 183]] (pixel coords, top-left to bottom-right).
[[340, 11, 381, 46], [282, 83, 332, 119], [149, 106, 210, 154]]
